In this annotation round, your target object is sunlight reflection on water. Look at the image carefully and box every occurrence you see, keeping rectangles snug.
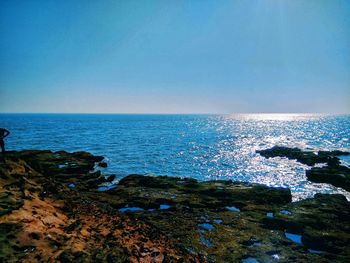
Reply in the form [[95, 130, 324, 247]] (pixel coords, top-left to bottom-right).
[[1, 113, 349, 201]]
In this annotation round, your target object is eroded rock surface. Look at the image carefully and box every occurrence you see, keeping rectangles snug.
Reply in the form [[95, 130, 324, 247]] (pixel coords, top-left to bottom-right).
[[1, 150, 349, 262]]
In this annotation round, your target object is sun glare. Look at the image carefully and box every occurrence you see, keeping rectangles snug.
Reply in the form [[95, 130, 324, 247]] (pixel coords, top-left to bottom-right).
[[227, 113, 324, 121]]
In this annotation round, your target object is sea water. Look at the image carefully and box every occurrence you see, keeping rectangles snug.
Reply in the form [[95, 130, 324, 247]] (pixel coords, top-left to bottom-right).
[[1, 113, 349, 200]]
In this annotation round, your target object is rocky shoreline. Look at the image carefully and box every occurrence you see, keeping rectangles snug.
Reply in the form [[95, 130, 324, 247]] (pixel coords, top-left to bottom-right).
[[1, 149, 350, 262]]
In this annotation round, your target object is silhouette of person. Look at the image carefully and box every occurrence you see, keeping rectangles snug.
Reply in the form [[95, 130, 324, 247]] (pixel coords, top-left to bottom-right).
[[0, 128, 10, 161]]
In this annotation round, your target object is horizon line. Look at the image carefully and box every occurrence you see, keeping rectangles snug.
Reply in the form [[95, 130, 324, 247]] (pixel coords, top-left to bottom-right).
[[1, 112, 349, 115]]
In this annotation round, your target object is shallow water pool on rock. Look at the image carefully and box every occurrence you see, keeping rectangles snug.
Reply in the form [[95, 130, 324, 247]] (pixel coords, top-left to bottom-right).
[[97, 184, 117, 191], [242, 257, 260, 263], [119, 207, 144, 213], [285, 232, 302, 245], [159, 204, 171, 210], [213, 219, 222, 224], [280, 210, 292, 215], [199, 235, 213, 247], [266, 212, 274, 218], [198, 223, 214, 231], [308, 249, 323, 254], [226, 206, 240, 212]]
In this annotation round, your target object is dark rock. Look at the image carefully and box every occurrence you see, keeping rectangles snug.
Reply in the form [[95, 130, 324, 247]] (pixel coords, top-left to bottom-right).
[[98, 162, 107, 168], [57, 250, 74, 263], [86, 174, 116, 188], [258, 146, 350, 191], [29, 232, 41, 240], [257, 146, 324, 166], [306, 165, 350, 191], [106, 174, 116, 182], [262, 217, 304, 233], [65, 220, 82, 233], [257, 146, 349, 166], [319, 150, 350, 157], [302, 232, 343, 253]]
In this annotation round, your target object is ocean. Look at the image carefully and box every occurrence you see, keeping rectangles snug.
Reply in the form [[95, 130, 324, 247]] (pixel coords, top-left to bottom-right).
[[1, 113, 349, 201]]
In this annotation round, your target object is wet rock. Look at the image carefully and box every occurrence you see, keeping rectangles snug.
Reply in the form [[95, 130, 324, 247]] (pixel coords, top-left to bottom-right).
[[241, 237, 262, 247], [257, 146, 348, 166], [262, 217, 304, 233], [86, 174, 116, 188], [105, 174, 116, 182], [306, 165, 350, 191], [302, 232, 343, 253], [98, 162, 107, 168], [277, 193, 349, 256], [258, 146, 350, 191]]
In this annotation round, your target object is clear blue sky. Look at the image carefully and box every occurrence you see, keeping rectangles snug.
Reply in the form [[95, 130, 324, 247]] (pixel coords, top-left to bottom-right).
[[1, 0, 349, 113]]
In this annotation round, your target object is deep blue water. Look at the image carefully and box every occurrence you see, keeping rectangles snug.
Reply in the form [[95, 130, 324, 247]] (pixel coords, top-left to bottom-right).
[[1, 113, 349, 200]]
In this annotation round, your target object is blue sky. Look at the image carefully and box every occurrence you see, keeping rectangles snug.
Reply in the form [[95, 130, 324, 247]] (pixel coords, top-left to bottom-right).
[[0, 0, 349, 113]]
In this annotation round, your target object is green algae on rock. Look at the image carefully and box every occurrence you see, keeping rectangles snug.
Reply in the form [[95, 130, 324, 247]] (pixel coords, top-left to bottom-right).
[[1, 150, 350, 262]]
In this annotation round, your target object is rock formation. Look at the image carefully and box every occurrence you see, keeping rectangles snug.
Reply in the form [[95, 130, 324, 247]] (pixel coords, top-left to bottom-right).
[[257, 146, 350, 192], [1, 150, 349, 262]]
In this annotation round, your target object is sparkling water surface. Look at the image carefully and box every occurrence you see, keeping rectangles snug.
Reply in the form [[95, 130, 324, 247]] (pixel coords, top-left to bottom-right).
[[1, 113, 349, 201]]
